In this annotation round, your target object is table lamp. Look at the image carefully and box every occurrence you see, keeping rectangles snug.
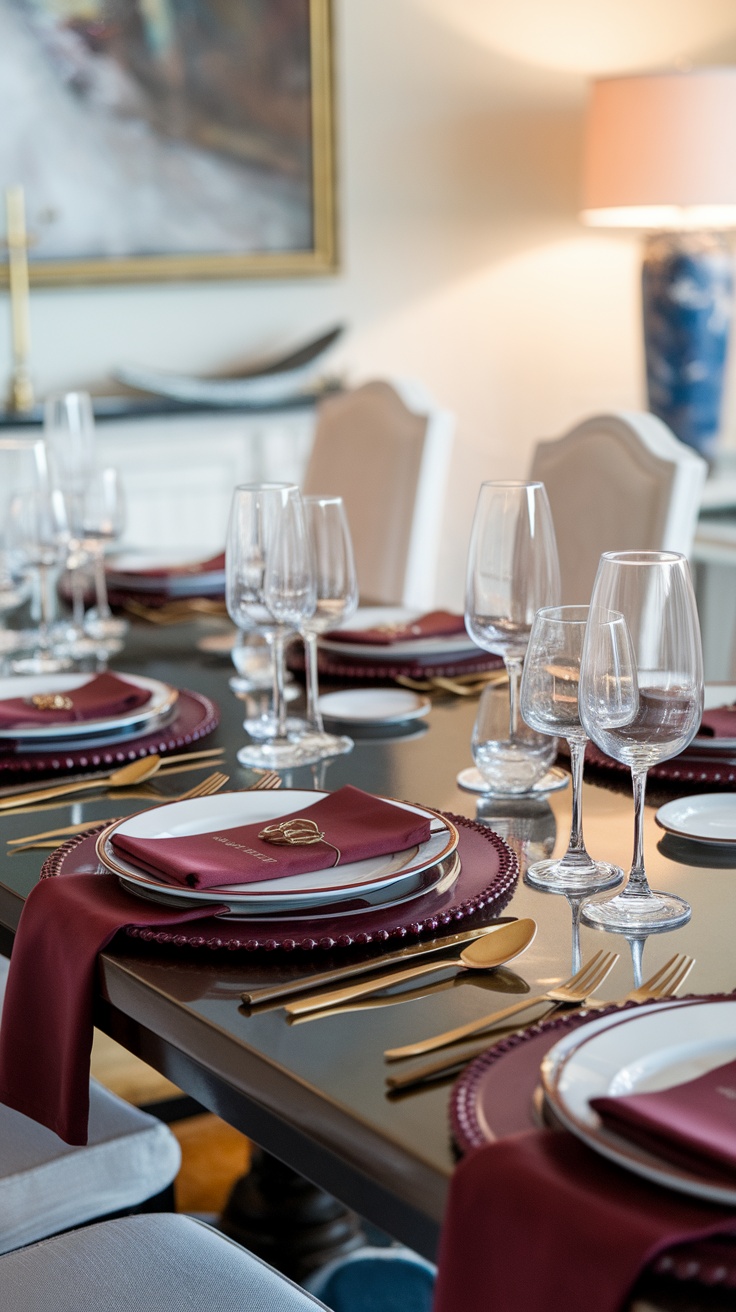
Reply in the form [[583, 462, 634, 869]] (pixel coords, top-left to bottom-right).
[[581, 68, 736, 459]]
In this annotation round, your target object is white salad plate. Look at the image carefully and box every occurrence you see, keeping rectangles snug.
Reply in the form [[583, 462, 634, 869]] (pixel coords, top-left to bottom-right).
[[319, 608, 478, 662], [541, 997, 736, 1206], [655, 794, 736, 844], [97, 790, 459, 914], [317, 688, 431, 725], [0, 673, 176, 740]]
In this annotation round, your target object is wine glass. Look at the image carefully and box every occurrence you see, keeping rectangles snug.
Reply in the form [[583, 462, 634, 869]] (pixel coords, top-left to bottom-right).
[[226, 483, 316, 769], [298, 495, 358, 760], [465, 481, 561, 792], [579, 551, 703, 932], [520, 605, 623, 893], [7, 477, 72, 675], [81, 467, 129, 648]]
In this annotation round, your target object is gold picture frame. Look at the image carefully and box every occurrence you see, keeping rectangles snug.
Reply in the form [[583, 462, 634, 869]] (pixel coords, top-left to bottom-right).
[[3, 0, 336, 287]]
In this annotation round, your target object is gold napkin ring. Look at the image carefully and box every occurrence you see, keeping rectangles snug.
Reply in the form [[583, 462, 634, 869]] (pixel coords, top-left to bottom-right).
[[28, 694, 74, 711], [258, 818, 341, 866]]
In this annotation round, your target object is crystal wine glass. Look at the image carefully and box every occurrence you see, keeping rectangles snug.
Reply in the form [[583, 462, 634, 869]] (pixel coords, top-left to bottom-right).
[[298, 495, 358, 760], [44, 392, 96, 637], [579, 551, 703, 932], [465, 481, 561, 792], [81, 467, 129, 649], [7, 477, 71, 675], [226, 483, 316, 769], [520, 605, 623, 894]]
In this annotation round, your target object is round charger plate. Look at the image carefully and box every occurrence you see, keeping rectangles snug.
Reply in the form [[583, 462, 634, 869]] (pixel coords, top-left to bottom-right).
[[449, 996, 736, 1292], [96, 791, 458, 912], [0, 673, 176, 740], [40, 812, 518, 952], [456, 766, 569, 797], [655, 794, 736, 844], [0, 688, 219, 779], [318, 688, 431, 725]]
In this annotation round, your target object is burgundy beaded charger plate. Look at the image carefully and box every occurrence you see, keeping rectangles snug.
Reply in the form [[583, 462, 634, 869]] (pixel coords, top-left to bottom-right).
[[0, 689, 219, 780], [40, 813, 518, 953], [288, 646, 504, 684], [450, 999, 736, 1292]]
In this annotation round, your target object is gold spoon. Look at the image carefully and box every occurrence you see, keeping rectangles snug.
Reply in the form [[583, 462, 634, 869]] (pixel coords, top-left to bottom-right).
[[284, 918, 537, 1017], [0, 755, 163, 812]]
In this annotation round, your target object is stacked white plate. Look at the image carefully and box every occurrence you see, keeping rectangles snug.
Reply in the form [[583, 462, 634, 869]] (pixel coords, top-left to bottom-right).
[[320, 607, 479, 666], [0, 673, 178, 753], [106, 551, 225, 599], [541, 997, 736, 1205], [96, 790, 460, 921]]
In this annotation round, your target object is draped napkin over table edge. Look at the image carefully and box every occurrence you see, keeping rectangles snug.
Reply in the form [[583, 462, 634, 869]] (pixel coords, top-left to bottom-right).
[[328, 610, 468, 646], [0, 672, 153, 729], [433, 1128, 736, 1312], [109, 785, 433, 890]]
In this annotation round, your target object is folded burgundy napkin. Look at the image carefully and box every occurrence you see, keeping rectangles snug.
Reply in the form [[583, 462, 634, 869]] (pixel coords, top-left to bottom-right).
[[110, 785, 432, 890], [0, 672, 152, 729], [0, 869, 226, 1145], [112, 550, 225, 579], [591, 1058, 736, 1178], [698, 704, 736, 738], [433, 1130, 736, 1312], [329, 611, 467, 646]]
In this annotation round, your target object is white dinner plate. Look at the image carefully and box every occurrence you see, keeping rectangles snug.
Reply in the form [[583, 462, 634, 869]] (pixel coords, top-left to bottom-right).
[[97, 790, 458, 912], [0, 673, 176, 740], [319, 607, 478, 662], [107, 550, 224, 597], [655, 794, 736, 844], [317, 688, 431, 725], [542, 997, 736, 1206], [117, 850, 461, 921]]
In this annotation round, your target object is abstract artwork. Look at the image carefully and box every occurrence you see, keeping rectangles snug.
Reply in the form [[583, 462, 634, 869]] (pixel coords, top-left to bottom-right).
[[0, 0, 335, 283]]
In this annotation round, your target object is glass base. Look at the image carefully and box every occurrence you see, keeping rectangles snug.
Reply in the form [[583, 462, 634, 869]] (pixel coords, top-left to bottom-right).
[[581, 888, 691, 933], [295, 730, 354, 761], [84, 613, 129, 641], [244, 712, 308, 741], [230, 676, 299, 701], [10, 652, 73, 674], [236, 738, 337, 769], [525, 858, 623, 896]]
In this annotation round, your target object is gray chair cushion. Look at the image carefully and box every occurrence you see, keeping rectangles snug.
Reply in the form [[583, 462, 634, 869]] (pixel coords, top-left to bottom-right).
[[0, 1213, 332, 1311], [0, 955, 180, 1252]]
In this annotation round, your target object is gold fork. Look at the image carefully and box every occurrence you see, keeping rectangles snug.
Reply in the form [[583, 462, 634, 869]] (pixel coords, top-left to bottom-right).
[[248, 770, 282, 790], [383, 951, 620, 1063], [385, 953, 694, 1092]]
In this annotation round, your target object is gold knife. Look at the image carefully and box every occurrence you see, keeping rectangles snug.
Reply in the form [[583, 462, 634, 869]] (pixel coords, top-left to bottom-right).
[[240, 920, 516, 1007], [0, 747, 223, 803]]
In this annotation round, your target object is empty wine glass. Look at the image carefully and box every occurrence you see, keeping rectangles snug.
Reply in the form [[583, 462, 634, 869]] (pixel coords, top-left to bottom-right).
[[579, 551, 703, 932], [226, 483, 316, 769], [81, 467, 129, 648], [7, 478, 71, 675], [520, 605, 623, 893], [465, 481, 561, 792], [298, 495, 358, 760], [44, 392, 96, 635]]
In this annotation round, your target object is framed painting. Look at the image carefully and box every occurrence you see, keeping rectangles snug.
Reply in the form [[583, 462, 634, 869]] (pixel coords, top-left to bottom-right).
[[0, 0, 336, 285]]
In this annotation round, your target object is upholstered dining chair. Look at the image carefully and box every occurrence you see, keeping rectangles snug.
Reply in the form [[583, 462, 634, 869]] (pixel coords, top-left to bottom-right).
[[0, 1213, 331, 1311], [529, 411, 707, 605], [0, 954, 181, 1253], [302, 379, 455, 609]]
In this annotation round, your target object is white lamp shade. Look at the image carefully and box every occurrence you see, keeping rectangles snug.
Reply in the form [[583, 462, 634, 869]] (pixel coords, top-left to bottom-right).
[[582, 68, 736, 228]]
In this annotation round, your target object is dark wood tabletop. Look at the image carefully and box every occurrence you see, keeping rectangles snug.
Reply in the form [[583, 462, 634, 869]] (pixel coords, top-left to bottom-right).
[[0, 622, 732, 1267]]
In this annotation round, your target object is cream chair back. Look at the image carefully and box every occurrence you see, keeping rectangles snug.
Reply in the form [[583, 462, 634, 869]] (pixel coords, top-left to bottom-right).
[[303, 379, 454, 608], [529, 412, 707, 605]]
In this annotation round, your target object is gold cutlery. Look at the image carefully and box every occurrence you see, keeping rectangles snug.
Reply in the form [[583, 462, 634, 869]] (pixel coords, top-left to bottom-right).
[[241, 921, 519, 1007], [248, 770, 282, 791], [284, 919, 538, 1017], [396, 671, 507, 696], [382, 951, 619, 1062], [385, 953, 694, 1092], [0, 756, 165, 812], [0, 747, 224, 804], [285, 967, 530, 1024]]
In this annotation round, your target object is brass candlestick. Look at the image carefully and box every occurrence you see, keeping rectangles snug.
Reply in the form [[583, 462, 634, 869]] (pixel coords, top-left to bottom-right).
[[5, 185, 34, 414]]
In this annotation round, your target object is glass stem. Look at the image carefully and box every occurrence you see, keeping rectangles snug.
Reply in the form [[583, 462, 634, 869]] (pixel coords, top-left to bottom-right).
[[37, 564, 53, 653], [71, 563, 86, 628], [629, 937, 645, 990], [625, 768, 650, 897], [93, 546, 111, 619], [565, 737, 588, 859], [506, 656, 523, 740], [568, 896, 583, 976], [271, 629, 289, 741], [303, 630, 324, 733]]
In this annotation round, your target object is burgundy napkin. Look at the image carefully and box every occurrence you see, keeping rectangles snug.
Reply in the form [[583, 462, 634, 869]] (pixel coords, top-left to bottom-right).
[[329, 611, 467, 646], [114, 550, 225, 579], [591, 1058, 736, 1178], [0, 673, 152, 729], [698, 704, 736, 738], [433, 1130, 736, 1312], [111, 785, 432, 890], [0, 870, 226, 1145]]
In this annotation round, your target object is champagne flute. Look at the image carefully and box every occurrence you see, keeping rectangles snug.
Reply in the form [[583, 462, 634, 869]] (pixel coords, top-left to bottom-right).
[[520, 605, 623, 893], [226, 483, 315, 769], [579, 552, 703, 931], [44, 391, 96, 640], [298, 496, 358, 760], [81, 467, 129, 648], [465, 481, 561, 792]]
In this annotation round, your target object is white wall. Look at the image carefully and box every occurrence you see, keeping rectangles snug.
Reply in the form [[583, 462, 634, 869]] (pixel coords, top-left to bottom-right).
[[3, 0, 736, 605]]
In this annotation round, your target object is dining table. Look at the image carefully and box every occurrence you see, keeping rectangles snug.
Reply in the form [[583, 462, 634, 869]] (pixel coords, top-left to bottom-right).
[[0, 619, 733, 1311]]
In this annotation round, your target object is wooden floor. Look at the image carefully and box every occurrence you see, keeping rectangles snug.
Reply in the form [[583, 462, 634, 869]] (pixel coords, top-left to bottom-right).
[[91, 1030, 251, 1215]]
